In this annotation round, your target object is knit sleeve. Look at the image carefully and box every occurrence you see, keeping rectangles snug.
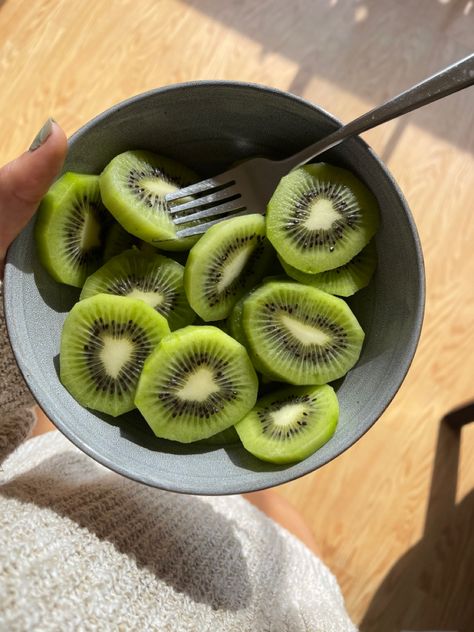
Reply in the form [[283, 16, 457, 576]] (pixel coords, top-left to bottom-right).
[[0, 280, 36, 466], [1, 431, 357, 632]]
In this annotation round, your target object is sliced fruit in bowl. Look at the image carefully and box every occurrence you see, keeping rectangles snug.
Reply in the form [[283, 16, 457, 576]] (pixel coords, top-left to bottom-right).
[[35, 172, 111, 287], [60, 293, 170, 417], [99, 150, 201, 251], [266, 163, 379, 274], [135, 325, 259, 443]]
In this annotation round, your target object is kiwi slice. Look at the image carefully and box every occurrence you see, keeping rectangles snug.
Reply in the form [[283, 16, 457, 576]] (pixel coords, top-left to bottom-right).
[[242, 280, 365, 385], [80, 249, 195, 331], [184, 214, 274, 321], [35, 172, 111, 287], [99, 150, 199, 251], [226, 274, 294, 347], [60, 293, 170, 417], [227, 295, 282, 381], [103, 222, 164, 262], [227, 295, 247, 346], [266, 163, 380, 274], [235, 385, 338, 464], [103, 222, 143, 261], [279, 240, 377, 297], [135, 326, 259, 442]]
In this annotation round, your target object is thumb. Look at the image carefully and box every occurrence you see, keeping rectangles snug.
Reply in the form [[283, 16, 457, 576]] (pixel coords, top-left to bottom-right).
[[0, 119, 68, 270]]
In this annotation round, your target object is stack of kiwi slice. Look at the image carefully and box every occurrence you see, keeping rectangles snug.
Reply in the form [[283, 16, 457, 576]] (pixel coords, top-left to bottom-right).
[[34, 150, 379, 465]]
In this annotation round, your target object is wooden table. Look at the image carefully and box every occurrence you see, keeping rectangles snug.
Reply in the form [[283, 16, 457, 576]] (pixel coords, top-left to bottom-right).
[[1, 1, 473, 629]]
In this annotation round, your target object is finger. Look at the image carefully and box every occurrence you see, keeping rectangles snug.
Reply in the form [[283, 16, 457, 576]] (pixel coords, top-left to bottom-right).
[[0, 119, 68, 267]]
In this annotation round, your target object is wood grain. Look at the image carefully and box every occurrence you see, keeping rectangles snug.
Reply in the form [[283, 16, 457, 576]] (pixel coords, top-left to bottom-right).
[[1, 1, 473, 629]]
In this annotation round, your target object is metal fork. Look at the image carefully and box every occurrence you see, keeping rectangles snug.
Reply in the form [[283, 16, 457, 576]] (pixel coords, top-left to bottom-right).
[[166, 53, 474, 239]]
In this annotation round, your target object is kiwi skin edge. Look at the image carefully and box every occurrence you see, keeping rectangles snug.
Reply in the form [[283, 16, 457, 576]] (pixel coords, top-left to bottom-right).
[[278, 240, 378, 297]]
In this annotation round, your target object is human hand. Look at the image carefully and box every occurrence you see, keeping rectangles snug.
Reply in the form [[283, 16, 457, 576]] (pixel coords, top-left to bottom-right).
[[0, 119, 67, 454], [0, 118, 67, 276]]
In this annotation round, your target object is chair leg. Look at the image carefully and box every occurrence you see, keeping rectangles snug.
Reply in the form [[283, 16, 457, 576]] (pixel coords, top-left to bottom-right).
[[442, 401, 474, 429]]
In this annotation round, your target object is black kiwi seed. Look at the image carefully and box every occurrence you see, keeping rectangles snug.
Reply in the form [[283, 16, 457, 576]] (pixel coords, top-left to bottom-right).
[[267, 164, 380, 275], [256, 394, 314, 441], [184, 214, 274, 322], [84, 318, 153, 395], [235, 384, 339, 465], [63, 199, 104, 268], [260, 297, 348, 362], [104, 274, 178, 316], [80, 250, 195, 331], [203, 234, 266, 307], [243, 281, 365, 385], [135, 326, 258, 443], [127, 166, 186, 213], [286, 183, 361, 251], [156, 350, 239, 421]]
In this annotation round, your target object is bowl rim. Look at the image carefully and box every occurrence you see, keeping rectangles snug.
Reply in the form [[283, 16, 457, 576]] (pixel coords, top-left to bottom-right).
[[5, 80, 425, 494]]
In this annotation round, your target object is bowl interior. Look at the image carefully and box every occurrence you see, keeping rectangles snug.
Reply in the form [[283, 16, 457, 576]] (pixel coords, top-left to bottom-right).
[[5, 82, 424, 494]]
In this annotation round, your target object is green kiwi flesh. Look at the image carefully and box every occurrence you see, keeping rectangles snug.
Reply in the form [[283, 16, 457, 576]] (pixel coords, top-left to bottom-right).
[[184, 214, 274, 321], [99, 150, 199, 251], [135, 326, 259, 442], [235, 384, 338, 464], [266, 163, 380, 274], [227, 295, 247, 346], [60, 294, 170, 416], [35, 172, 110, 287], [80, 249, 195, 331], [242, 280, 365, 385], [103, 222, 143, 261], [279, 240, 377, 297], [227, 295, 281, 380]]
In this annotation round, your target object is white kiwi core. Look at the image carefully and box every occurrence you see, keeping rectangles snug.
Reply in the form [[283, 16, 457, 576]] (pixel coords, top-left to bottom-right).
[[100, 335, 134, 378], [271, 403, 308, 427], [141, 177, 177, 198], [126, 288, 164, 308], [281, 314, 331, 346], [217, 244, 254, 293], [303, 197, 341, 231], [178, 367, 219, 402]]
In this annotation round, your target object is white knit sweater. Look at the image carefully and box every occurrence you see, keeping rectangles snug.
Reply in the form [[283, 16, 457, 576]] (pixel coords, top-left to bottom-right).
[[0, 285, 356, 632]]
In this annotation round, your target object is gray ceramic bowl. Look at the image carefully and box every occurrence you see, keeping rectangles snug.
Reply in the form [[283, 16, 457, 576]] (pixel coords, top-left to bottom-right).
[[4, 81, 425, 495]]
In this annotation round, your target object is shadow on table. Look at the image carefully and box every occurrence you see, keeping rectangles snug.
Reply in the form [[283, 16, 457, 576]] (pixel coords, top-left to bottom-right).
[[183, 0, 474, 156], [359, 402, 474, 632]]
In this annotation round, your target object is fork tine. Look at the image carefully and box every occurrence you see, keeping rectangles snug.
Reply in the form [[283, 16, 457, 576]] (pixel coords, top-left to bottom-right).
[[165, 176, 234, 202], [167, 184, 239, 215], [173, 197, 244, 225], [174, 209, 250, 239]]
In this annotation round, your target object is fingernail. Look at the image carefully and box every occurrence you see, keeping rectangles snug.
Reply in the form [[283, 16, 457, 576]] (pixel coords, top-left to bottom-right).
[[29, 117, 55, 151]]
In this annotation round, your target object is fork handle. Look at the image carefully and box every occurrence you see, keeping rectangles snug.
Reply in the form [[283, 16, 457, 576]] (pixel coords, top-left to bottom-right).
[[282, 53, 474, 171]]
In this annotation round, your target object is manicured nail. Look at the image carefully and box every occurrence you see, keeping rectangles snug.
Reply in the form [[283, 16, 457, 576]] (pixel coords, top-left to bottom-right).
[[29, 117, 55, 151]]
